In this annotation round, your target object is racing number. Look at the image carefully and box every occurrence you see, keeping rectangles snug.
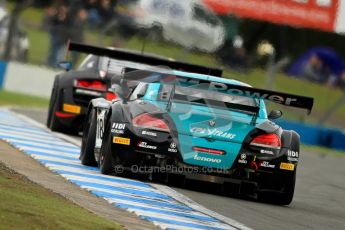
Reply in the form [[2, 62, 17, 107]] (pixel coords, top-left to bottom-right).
[[95, 109, 106, 149], [97, 117, 104, 140]]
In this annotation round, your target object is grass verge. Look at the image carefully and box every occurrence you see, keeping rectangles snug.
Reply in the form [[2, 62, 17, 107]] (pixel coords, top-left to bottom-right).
[[0, 162, 122, 230], [0, 90, 49, 107]]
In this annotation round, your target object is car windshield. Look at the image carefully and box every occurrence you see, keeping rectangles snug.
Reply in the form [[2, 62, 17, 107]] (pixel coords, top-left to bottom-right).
[[159, 84, 256, 107], [192, 4, 219, 26], [118, 70, 259, 115]]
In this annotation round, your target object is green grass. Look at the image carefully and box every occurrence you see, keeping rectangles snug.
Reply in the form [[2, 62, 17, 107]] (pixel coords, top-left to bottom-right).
[[26, 28, 50, 64], [0, 90, 49, 107], [0, 163, 122, 230]]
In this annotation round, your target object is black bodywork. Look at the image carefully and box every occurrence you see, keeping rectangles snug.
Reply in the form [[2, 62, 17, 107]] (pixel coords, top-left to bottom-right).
[[46, 42, 223, 134]]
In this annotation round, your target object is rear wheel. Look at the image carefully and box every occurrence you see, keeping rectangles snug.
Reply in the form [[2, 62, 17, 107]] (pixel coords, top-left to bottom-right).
[[47, 78, 58, 128], [48, 81, 68, 133], [80, 108, 97, 167], [259, 171, 296, 205], [274, 171, 296, 205], [99, 117, 116, 174]]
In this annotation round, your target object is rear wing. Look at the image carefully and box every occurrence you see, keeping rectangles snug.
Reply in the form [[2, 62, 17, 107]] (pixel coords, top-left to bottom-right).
[[67, 41, 223, 77], [121, 70, 314, 114], [175, 76, 314, 114]]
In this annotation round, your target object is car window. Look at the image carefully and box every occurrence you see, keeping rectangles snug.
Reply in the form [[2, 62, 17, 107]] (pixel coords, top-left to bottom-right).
[[129, 82, 148, 100], [169, 3, 185, 17], [78, 55, 99, 71], [159, 84, 256, 107], [99, 57, 126, 74], [192, 4, 219, 26], [150, 0, 168, 13]]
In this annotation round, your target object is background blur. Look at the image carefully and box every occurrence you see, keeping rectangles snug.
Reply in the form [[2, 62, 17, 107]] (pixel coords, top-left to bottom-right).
[[1, 0, 345, 138]]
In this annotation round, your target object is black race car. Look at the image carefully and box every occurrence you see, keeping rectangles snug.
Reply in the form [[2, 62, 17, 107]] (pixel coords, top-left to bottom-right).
[[80, 67, 313, 205], [46, 42, 222, 134]]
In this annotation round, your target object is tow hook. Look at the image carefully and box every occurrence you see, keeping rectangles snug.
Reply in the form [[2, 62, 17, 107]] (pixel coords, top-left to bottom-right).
[[250, 155, 258, 170]]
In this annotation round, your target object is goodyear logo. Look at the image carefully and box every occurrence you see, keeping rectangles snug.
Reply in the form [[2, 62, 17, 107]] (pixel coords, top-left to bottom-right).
[[113, 137, 130, 145], [280, 162, 295, 171], [63, 104, 81, 114]]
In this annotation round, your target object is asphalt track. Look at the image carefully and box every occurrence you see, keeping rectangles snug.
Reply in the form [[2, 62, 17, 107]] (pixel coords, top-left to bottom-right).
[[10, 108, 345, 230]]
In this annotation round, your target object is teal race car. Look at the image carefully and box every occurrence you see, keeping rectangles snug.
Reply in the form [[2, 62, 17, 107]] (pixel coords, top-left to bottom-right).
[[80, 68, 313, 205]]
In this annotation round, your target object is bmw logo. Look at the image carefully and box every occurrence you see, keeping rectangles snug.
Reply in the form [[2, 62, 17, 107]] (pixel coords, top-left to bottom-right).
[[209, 120, 216, 127], [170, 142, 177, 149]]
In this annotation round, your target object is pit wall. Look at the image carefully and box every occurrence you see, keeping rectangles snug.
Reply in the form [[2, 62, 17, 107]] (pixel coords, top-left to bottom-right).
[[0, 61, 344, 151]]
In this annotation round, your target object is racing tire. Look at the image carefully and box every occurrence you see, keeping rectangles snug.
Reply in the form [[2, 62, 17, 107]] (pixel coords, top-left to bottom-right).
[[80, 108, 98, 167], [260, 171, 296, 205], [47, 78, 58, 128], [48, 80, 68, 133], [274, 171, 296, 205], [99, 117, 115, 175]]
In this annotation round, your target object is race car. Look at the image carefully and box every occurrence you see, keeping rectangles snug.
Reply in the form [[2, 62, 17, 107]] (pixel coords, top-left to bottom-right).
[[80, 68, 313, 205], [46, 41, 222, 134]]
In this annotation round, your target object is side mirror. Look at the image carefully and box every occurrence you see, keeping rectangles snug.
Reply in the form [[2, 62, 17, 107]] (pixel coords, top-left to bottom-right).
[[268, 110, 283, 120], [58, 61, 72, 71]]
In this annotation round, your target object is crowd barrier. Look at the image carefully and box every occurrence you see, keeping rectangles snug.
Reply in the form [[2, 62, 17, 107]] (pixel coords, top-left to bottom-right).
[[0, 61, 344, 151], [276, 120, 345, 151]]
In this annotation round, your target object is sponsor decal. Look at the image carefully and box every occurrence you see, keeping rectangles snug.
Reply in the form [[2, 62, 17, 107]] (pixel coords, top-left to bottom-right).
[[111, 123, 126, 134], [260, 161, 275, 169], [63, 104, 81, 114], [178, 78, 304, 107], [280, 162, 295, 171], [203, 0, 341, 34], [191, 127, 236, 140], [113, 137, 130, 145], [238, 153, 247, 164], [138, 141, 157, 150], [260, 149, 274, 155], [194, 154, 221, 163], [168, 142, 177, 153], [287, 150, 299, 162], [288, 157, 299, 162], [112, 123, 126, 129], [142, 130, 157, 137], [288, 150, 299, 157]]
